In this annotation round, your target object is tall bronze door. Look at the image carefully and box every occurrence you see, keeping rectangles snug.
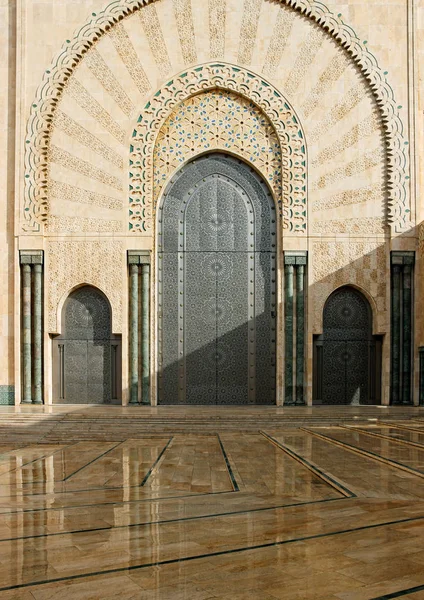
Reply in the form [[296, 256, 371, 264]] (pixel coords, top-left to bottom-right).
[[158, 154, 276, 405], [313, 286, 382, 405], [53, 286, 121, 404]]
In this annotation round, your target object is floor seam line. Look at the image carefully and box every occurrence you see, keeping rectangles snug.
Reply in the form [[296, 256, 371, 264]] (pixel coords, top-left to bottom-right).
[[300, 427, 424, 480], [0, 497, 347, 542], [260, 430, 355, 498], [2, 513, 424, 593]]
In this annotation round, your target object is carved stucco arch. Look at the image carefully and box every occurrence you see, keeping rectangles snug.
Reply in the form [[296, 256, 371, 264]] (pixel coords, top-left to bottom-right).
[[319, 283, 380, 336], [55, 282, 114, 336], [24, 0, 409, 233], [130, 65, 306, 233], [311, 239, 387, 336], [47, 239, 123, 333]]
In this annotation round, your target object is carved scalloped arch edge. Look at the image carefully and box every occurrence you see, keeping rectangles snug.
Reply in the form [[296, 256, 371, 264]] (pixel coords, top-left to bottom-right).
[[129, 63, 307, 233], [23, 0, 410, 233]]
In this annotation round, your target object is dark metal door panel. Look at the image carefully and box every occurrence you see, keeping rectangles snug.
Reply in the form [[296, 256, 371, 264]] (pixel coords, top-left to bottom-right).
[[158, 153, 277, 405], [254, 252, 277, 404], [55, 286, 115, 404], [322, 341, 370, 405], [87, 341, 111, 403], [322, 341, 346, 405], [216, 252, 249, 405], [185, 177, 249, 252], [344, 341, 369, 405], [320, 288, 373, 405], [185, 252, 217, 404], [215, 178, 249, 251], [64, 340, 88, 404], [159, 253, 179, 404], [185, 182, 218, 252]]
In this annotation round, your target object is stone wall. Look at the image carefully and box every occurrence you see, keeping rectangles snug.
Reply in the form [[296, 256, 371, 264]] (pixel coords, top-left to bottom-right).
[[0, 2, 16, 404], [0, 0, 421, 404]]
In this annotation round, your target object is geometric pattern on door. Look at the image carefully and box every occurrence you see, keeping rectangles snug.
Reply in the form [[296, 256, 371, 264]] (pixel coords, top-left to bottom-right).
[[319, 286, 375, 405], [53, 286, 119, 404], [158, 153, 276, 404]]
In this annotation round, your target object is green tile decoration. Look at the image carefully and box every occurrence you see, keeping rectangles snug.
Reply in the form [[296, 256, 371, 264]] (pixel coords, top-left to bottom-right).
[[0, 386, 15, 405]]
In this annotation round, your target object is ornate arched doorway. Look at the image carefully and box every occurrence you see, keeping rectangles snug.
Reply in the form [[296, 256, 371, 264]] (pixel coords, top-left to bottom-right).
[[157, 153, 277, 405], [53, 286, 121, 404], [313, 287, 382, 405]]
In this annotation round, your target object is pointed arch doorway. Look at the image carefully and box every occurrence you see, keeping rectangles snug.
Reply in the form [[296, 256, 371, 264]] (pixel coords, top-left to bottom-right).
[[157, 153, 277, 405], [53, 286, 121, 404], [313, 286, 382, 405]]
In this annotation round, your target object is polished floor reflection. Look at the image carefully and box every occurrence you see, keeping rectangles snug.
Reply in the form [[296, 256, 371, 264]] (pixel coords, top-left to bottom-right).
[[1, 417, 424, 598]]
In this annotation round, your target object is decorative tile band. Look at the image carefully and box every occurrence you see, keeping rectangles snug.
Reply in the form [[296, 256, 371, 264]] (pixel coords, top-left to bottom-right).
[[301, 53, 349, 118], [209, 0, 226, 60], [130, 63, 306, 233], [312, 114, 379, 167], [66, 78, 126, 144], [49, 180, 122, 211], [47, 215, 122, 233], [138, 4, 172, 78], [53, 110, 124, 169], [85, 49, 134, 117], [312, 185, 382, 212], [49, 145, 122, 191], [153, 89, 282, 213], [109, 23, 151, 96], [312, 217, 385, 235], [312, 148, 383, 191], [238, 0, 262, 66], [262, 8, 296, 78], [284, 28, 324, 97], [23, 0, 409, 234], [0, 386, 15, 406], [173, 0, 197, 66]]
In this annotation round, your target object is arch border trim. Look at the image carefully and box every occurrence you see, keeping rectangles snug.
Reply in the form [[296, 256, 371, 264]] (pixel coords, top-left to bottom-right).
[[23, 0, 410, 233]]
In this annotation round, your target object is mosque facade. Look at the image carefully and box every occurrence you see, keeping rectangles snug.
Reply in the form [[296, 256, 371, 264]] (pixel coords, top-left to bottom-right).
[[0, 0, 423, 407]]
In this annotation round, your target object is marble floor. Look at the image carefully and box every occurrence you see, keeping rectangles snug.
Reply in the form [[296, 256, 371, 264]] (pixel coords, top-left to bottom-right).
[[1, 416, 424, 598]]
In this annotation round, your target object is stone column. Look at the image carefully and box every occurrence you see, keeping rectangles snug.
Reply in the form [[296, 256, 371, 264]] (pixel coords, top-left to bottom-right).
[[284, 264, 294, 404], [403, 264, 412, 404], [129, 263, 139, 405], [20, 251, 44, 405], [33, 263, 43, 404], [391, 264, 401, 404], [390, 252, 415, 405], [21, 263, 32, 404], [141, 263, 150, 405], [284, 252, 307, 406], [128, 251, 151, 406], [296, 264, 305, 405]]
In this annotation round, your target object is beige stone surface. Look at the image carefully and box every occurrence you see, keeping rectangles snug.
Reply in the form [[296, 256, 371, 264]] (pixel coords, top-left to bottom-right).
[[0, 0, 421, 404], [0, 420, 424, 596], [0, 2, 15, 389]]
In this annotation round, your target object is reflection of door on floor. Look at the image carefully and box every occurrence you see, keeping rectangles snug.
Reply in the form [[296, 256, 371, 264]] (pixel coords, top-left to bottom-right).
[[313, 286, 382, 405], [158, 153, 277, 405], [53, 286, 121, 404]]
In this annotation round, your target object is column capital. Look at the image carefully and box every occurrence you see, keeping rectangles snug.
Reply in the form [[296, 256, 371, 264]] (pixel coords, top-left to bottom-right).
[[129, 260, 139, 404], [391, 251, 415, 266], [19, 250, 44, 265], [128, 250, 151, 265], [284, 251, 307, 266]]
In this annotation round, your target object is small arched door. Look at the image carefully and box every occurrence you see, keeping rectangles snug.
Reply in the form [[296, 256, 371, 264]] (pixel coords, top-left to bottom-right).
[[53, 286, 121, 404], [313, 287, 382, 405], [158, 153, 277, 405]]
